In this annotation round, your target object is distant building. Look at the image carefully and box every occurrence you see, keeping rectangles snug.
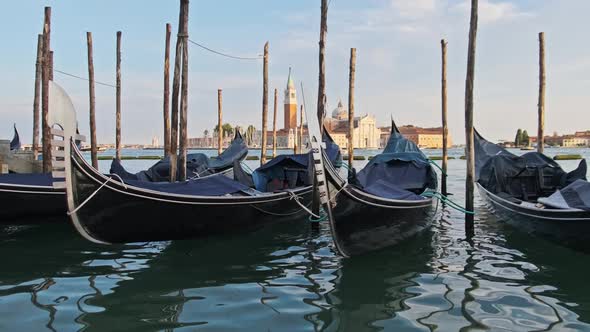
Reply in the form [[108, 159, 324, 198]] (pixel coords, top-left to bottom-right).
[[283, 68, 298, 132], [562, 135, 588, 147], [151, 136, 159, 148], [324, 101, 380, 149], [379, 125, 452, 149], [530, 131, 590, 147]]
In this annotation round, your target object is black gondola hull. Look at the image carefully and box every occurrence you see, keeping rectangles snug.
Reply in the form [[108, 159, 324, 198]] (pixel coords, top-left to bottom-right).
[[324, 160, 437, 256], [477, 182, 590, 250], [69, 144, 313, 244], [0, 184, 65, 222]]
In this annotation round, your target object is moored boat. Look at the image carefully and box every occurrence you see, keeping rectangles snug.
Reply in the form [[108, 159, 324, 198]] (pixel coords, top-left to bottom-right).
[[475, 130, 590, 249], [51, 82, 342, 243], [320, 121, 439, 257]]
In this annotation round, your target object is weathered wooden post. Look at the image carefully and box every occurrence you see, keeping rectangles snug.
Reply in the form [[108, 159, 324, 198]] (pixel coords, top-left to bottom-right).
[[115, 31, 122, 161], [41, 7, 52, 173], [311, 0, 328, 219], [272, 88, 278, 158], [48, 51, 54, 81], [32, 34, 42, 161], [441, 39, 449, 195], [169, 0, 188, 182], [163, 23, 172, 157], [294, 126, 298, 154], [348, 48, 356, 172], [464, 0, 478, 228], [537, 32, 546, 154], [178, 0, 190, 181], [299, 105, 304, 153], [217, 89, 223, 154], [87, 32, 98, 169], [260, 41, 269, 165], [317, 0, 327, 125]]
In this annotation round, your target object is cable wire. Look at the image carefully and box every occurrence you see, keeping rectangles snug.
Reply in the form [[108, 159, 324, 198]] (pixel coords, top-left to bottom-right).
[[54, 69, 117, 88], [187, 39, 262, 61]]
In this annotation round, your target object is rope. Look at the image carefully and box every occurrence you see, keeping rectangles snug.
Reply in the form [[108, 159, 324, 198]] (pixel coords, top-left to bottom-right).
[[54, 69, 117, 88], [428, 159, 448, 176], [67, 175, 126, 215], [249, 203, 307, 217], [288, 191, 321, 219], [309, 208, 327, 223], [421, 190, 475, 215], [187, 39, 262, 61]]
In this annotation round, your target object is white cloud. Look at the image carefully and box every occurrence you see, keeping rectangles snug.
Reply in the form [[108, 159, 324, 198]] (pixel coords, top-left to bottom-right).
[[391, 0, 437, 19], [453, 0, 533, 24]]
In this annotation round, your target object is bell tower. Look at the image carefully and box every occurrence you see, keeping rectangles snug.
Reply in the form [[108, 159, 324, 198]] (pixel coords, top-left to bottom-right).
[[284, 68, 297, 130]]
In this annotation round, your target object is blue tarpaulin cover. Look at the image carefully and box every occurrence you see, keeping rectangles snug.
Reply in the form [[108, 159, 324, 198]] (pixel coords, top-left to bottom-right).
[[354, 121, 437, 198], [124, 173, 250, 196], [111, 131, 248, 182], [251, 133, 343, 192], [0, 173, 53, 186], [475, 130, 587, 200]]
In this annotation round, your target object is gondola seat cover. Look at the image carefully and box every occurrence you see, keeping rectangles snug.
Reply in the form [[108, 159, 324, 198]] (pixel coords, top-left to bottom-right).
[[251, 134, 342, 192], [475, 130, 587, 199], [122, 173, 250, 196], [252, 154, 312, 192], [353, 121, 437, 199], [110, 131, 248, 182], [538, 179, 590, 211], [0, 173, 53, 186]]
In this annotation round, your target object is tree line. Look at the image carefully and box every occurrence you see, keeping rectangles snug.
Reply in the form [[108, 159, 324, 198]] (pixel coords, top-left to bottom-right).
[[203, 124, 258, 146], [514, 129, 530, 147]]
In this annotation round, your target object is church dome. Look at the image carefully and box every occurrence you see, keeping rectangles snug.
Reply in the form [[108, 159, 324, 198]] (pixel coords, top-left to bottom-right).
[[331, 100, 347, 120]]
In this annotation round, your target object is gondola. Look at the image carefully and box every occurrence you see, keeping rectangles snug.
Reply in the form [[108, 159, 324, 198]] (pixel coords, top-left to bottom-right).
[[109, 130, 248, 182], [58, 84, 341, 244], [0, 82, 248, 222], [474, 130, 590, 249], [319, 121, 439, 257], [0, 173, 65, 220], [0, 89, 77, 221]]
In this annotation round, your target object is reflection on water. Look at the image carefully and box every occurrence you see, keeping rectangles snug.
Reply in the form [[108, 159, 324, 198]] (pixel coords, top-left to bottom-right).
[[2, 156, 590, 331]]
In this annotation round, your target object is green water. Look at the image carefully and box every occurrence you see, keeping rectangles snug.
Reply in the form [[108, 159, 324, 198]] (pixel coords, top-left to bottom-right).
[[1, 148, 590, 331]]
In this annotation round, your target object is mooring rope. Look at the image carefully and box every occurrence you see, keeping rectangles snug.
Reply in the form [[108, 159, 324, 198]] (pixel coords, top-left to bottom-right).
[[422, 191, 475, 215], [428, 159, 448, 176], [67, 175, 127, 216], [288, 191, 321, 219]]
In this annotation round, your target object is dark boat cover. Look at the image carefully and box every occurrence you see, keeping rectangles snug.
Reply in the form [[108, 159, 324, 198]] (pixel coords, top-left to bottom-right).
[[353, 121, 437, 198], [475, 130, 587, 200], [0, 173, 53, 186], [251, 133, 342, 192], [110, 131, 248, 182], [10, 124, 20, 151], [122, 173, 250, 196]]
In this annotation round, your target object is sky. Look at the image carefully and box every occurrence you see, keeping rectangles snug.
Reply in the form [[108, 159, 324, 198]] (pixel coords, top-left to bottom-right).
[[1, 0, 589, 145]]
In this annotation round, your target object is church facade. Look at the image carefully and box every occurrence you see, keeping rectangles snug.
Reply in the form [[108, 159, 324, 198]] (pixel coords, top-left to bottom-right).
[[324, 101, 381, 149]]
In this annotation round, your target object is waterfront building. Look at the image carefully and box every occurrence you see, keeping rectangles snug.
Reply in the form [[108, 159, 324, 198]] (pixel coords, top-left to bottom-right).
[[379, 125, 452, 149], [324, 101, 380, 149]]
